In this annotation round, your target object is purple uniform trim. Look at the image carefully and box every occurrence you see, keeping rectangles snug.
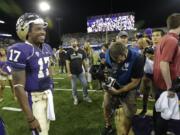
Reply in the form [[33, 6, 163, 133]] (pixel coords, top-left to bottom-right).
[[7, 42, 53, 92]]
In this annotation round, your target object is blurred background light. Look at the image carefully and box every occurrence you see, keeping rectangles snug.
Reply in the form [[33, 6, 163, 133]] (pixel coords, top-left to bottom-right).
[[39, 1, 50, 12], [0, 20, 5, 24]]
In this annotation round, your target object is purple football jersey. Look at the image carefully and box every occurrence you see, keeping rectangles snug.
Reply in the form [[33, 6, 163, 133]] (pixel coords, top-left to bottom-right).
[[7, 42, 53, 92], [0, 61, 12, 75]]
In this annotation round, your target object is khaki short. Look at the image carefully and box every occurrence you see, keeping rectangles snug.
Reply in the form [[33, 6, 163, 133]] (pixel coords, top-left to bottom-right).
[[116, 90, 137, 118], [114, 90, 137, 135], [30, 91, 50, 135]]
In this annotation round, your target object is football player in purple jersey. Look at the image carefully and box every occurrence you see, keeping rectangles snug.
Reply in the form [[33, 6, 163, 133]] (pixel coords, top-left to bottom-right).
[[7, 13, 55, 135]]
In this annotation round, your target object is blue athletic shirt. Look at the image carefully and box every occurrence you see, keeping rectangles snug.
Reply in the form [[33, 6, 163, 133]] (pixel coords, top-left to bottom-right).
[[105, 48, 144, 86]]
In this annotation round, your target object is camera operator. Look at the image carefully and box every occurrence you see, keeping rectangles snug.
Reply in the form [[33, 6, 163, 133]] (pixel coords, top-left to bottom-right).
[[101, 42, 144, 135]]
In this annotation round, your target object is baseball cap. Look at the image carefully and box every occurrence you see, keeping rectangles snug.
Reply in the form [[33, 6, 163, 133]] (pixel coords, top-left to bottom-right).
[[144, 28, 152, 36], [117, 31, 128, 37]]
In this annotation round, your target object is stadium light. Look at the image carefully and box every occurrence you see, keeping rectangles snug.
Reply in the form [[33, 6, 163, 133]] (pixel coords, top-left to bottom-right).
[[0, 33, 12, 37], [0, 20, 5, 24], [38, 1, 50, 12]]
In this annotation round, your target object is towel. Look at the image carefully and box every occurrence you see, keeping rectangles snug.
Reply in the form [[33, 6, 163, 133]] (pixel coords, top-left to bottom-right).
[[45, 90, 56, 121], [155, 91, 180, 120]]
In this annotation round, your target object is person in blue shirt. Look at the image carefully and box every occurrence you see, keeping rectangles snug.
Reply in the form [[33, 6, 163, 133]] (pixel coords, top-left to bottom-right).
[[101, 42, 144, 135]]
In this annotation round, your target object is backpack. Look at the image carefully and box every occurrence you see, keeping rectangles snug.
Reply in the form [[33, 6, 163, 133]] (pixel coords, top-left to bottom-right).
[[132, 115, 153, 135], [168, 119, 180, 135]]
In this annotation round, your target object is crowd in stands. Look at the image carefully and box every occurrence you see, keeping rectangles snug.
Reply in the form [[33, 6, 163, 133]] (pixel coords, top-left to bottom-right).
[[87, 14, 135, 32], [61, 27, 166, 48]]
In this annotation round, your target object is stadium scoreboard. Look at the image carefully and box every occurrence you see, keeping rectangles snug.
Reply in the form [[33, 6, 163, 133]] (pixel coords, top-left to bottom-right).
[[87, 12, 135, 33]]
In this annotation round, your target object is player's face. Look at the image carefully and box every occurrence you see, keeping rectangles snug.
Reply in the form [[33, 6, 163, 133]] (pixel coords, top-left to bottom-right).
[[152, 32, 162, 45], [28, 24, 46, 45]]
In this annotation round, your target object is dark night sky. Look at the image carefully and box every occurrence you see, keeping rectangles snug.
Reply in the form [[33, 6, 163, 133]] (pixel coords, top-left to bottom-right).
[[0, 0, 180, 45]]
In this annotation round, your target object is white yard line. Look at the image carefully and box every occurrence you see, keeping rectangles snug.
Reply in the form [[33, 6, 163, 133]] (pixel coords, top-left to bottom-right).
[[5, 86, 102, 92], [2, 107, 22, 112], [53, 78, 65, 80], [54, 88, 102, 92]]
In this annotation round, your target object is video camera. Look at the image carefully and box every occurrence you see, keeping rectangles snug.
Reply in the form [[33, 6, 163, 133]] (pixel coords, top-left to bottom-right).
[[102, 66, 121, 91], [89, 64, 120, 90], [89, 64, 105, 81], [144, 47, 154, 55], [90, 64, 126, 109]]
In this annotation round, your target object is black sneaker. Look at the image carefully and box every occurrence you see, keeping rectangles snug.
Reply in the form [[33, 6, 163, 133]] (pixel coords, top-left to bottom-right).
[[101, 126, 114, 135]]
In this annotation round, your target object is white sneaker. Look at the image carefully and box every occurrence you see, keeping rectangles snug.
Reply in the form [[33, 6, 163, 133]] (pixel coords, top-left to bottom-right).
[[83, 96, 92, 103], [73, 97, 78, 105]]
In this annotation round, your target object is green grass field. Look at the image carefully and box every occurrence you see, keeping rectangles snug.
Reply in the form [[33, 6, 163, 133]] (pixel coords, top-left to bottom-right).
[[0, 73, 155, 135]]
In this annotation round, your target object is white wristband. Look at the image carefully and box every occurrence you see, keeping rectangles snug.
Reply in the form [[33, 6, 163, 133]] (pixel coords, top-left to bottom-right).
[[13, 84, 24, 88]]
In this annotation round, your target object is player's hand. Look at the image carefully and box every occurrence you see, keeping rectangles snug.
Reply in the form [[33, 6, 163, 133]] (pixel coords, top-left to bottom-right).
[[29, 117, 42, 133]]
